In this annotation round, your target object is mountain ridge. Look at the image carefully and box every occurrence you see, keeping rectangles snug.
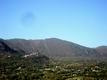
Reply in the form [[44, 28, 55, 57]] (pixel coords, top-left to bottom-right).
[[0, 38, 107, 60]]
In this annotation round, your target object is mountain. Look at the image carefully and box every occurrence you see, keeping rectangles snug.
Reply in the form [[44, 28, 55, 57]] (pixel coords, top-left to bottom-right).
[[95, 46, 107, 56], [0, 39, 19, 54], [0, 38, 49, 65], [0, 38, 107, 60]]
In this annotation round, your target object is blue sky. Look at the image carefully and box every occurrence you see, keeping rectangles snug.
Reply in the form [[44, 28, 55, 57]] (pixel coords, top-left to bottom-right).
[[0, 0, 107, 47]]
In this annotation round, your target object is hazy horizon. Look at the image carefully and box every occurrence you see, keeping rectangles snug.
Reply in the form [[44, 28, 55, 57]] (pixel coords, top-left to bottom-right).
[[0, 0, 107, 47]]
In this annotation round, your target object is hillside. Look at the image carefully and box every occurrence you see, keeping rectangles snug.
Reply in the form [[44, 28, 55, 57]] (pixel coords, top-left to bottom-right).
[[0, 38, 107, 60], [0, 38, 49, 66], [1, 38, 107, 80], [95, 46, 107, 56]]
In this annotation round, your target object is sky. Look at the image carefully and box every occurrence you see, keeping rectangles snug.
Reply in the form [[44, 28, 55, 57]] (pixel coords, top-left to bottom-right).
[[0, 0, 107, 47]]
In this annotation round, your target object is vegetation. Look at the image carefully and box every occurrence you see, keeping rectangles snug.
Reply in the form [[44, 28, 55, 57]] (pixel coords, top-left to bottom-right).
[[0, 53, 107, 80]]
